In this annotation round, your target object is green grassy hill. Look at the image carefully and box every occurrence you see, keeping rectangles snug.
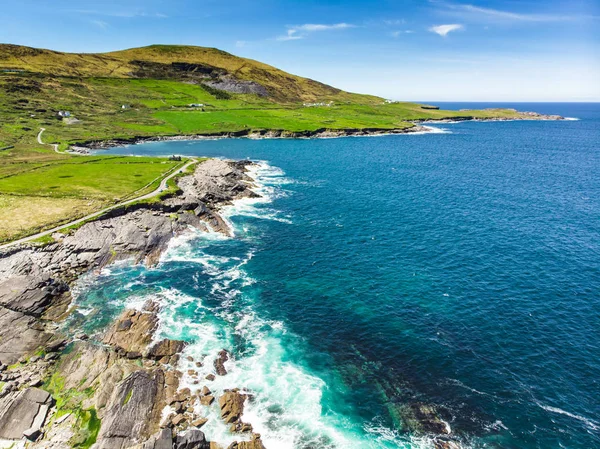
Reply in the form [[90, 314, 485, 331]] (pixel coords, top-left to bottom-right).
[[0, 44, 377, 103]]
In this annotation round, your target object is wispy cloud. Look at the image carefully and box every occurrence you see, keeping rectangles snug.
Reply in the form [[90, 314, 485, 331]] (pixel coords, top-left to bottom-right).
[[72, 9, 168, 19], [277, 23, 355, 41], [91, 20, 109, 29], [235, 40, 247, 48], [429, 24, 463, 37], [431, 1, 598, 22], [384, 19, 406, 26], [390, 30, 414, 37]]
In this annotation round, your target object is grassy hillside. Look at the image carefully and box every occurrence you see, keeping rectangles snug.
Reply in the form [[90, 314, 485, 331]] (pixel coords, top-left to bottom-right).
[[0, 43, 526, 243], [0, 44, 376, 103]]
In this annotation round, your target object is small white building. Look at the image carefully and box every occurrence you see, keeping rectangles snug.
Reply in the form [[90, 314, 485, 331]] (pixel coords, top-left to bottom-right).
[[189, 103, 205, 108]]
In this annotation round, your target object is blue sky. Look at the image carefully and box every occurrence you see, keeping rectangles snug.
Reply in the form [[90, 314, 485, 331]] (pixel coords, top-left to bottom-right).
[[1, 0, 599, 101]]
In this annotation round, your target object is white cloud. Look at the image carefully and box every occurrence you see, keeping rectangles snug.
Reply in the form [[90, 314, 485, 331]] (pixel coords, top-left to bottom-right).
[[73, 9, 167, 19], [391, 30, 414, 37], [277, 29, 304, 41], [429, 23, 463, 37], [92, 20, 109, 29], [235, 40, 247, 48], [431, 1, 599, 22], [277, 23, 355, 41], [384, 19, 407, 26]]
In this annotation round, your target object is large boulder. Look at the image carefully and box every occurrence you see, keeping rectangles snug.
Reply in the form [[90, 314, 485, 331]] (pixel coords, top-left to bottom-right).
[[219, 390, 246, 425], [214, 349, 229, 376], [103, 304, 159, 356], [0, 387, 53, 440], [174, 429, 210, 449], [147, 338, 187, 361]]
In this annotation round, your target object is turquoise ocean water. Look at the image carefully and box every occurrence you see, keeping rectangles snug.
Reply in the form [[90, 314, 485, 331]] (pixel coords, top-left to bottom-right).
[[74, 103, 600, 448]]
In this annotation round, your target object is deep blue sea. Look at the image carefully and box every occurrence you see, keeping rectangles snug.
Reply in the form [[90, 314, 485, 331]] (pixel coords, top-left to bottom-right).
[[77, 103, 600, 448]]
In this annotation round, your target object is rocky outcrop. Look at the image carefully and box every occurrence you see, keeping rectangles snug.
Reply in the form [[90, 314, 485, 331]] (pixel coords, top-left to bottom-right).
[[0, 160, 256, 364], [0, 387, 53, 441], [205, 78, 269, 97], [0, 307, 53, 365], [0, 159, 263, 448], [219, 390, 247, 425], [227, 434, 267, 449], [147, 338, 187, 364], [103, 303, 160, 357], [434, 439, 462, 449], [95, 370, 166, 449], [214, 349, 230, 376]]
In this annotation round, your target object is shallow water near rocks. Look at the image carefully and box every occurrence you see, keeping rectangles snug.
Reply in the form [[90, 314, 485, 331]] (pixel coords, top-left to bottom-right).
[[75, 103, 600, 448]]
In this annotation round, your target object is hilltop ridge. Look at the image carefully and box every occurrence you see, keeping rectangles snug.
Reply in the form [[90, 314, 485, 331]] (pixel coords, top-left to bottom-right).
[[0, 43, 375, 103]]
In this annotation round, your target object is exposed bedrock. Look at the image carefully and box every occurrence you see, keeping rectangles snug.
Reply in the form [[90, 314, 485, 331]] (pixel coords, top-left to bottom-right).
[[0, 387, 54, 441], [0, 159, 262, 448], [94, 370, 166, 449]]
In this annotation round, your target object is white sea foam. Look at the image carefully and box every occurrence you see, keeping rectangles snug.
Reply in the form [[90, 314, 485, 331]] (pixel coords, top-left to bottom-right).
[[536, 402, 600, 432], [220, 161, 294, 235], [405, 125, 452, 135], [564, 117, 580, 121]]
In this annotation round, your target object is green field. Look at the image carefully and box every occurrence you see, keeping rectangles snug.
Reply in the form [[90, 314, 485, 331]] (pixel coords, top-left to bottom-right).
[[0, 153, 180, 242]]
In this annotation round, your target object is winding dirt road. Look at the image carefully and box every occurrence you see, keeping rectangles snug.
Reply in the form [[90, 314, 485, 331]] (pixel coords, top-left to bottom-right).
[[1, 135, 197, 249]]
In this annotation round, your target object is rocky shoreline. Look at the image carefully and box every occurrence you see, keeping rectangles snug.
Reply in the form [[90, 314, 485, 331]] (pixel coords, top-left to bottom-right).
[[70, 126, 431, 153], [0, 159, 266, 448], [68, 110, 564, 154]]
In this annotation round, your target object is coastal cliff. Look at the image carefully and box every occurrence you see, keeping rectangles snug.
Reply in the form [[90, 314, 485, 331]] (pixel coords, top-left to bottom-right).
[[0, 159, 265, 449]]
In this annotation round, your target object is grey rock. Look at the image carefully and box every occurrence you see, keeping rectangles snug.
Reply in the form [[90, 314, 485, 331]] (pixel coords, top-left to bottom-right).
[[143, 428, 174, 449], [205, 78, 268, 97], [95, 370, 166, 448], [147, 338, 187, 360], [174, 429, 209, 449], [0, 307, 53, 365], [0, 387, 53, 440]]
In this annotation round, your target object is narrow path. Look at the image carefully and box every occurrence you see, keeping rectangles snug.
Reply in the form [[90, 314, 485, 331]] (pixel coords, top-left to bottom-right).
[[37, 128, 60, 153], [0, 158, 198, 249]]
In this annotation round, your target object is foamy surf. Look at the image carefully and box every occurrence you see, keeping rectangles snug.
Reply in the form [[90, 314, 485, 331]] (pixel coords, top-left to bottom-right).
[[221, 161, 294, 233], [416, 126, 452, 135], [536, 402, 599, 432]]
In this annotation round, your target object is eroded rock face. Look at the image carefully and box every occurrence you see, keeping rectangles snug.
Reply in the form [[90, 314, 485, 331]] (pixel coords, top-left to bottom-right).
[[205, 78, 269, 97], [0, 270, 67, 316], [95, 370, 166, 449], [0, 307, 53, 365], [0, 388, 53, 441], [103, 303, 160, 356], [227, 434, 267, 449], [219, 390, 247, 424], [214, 349, 229, 376]]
